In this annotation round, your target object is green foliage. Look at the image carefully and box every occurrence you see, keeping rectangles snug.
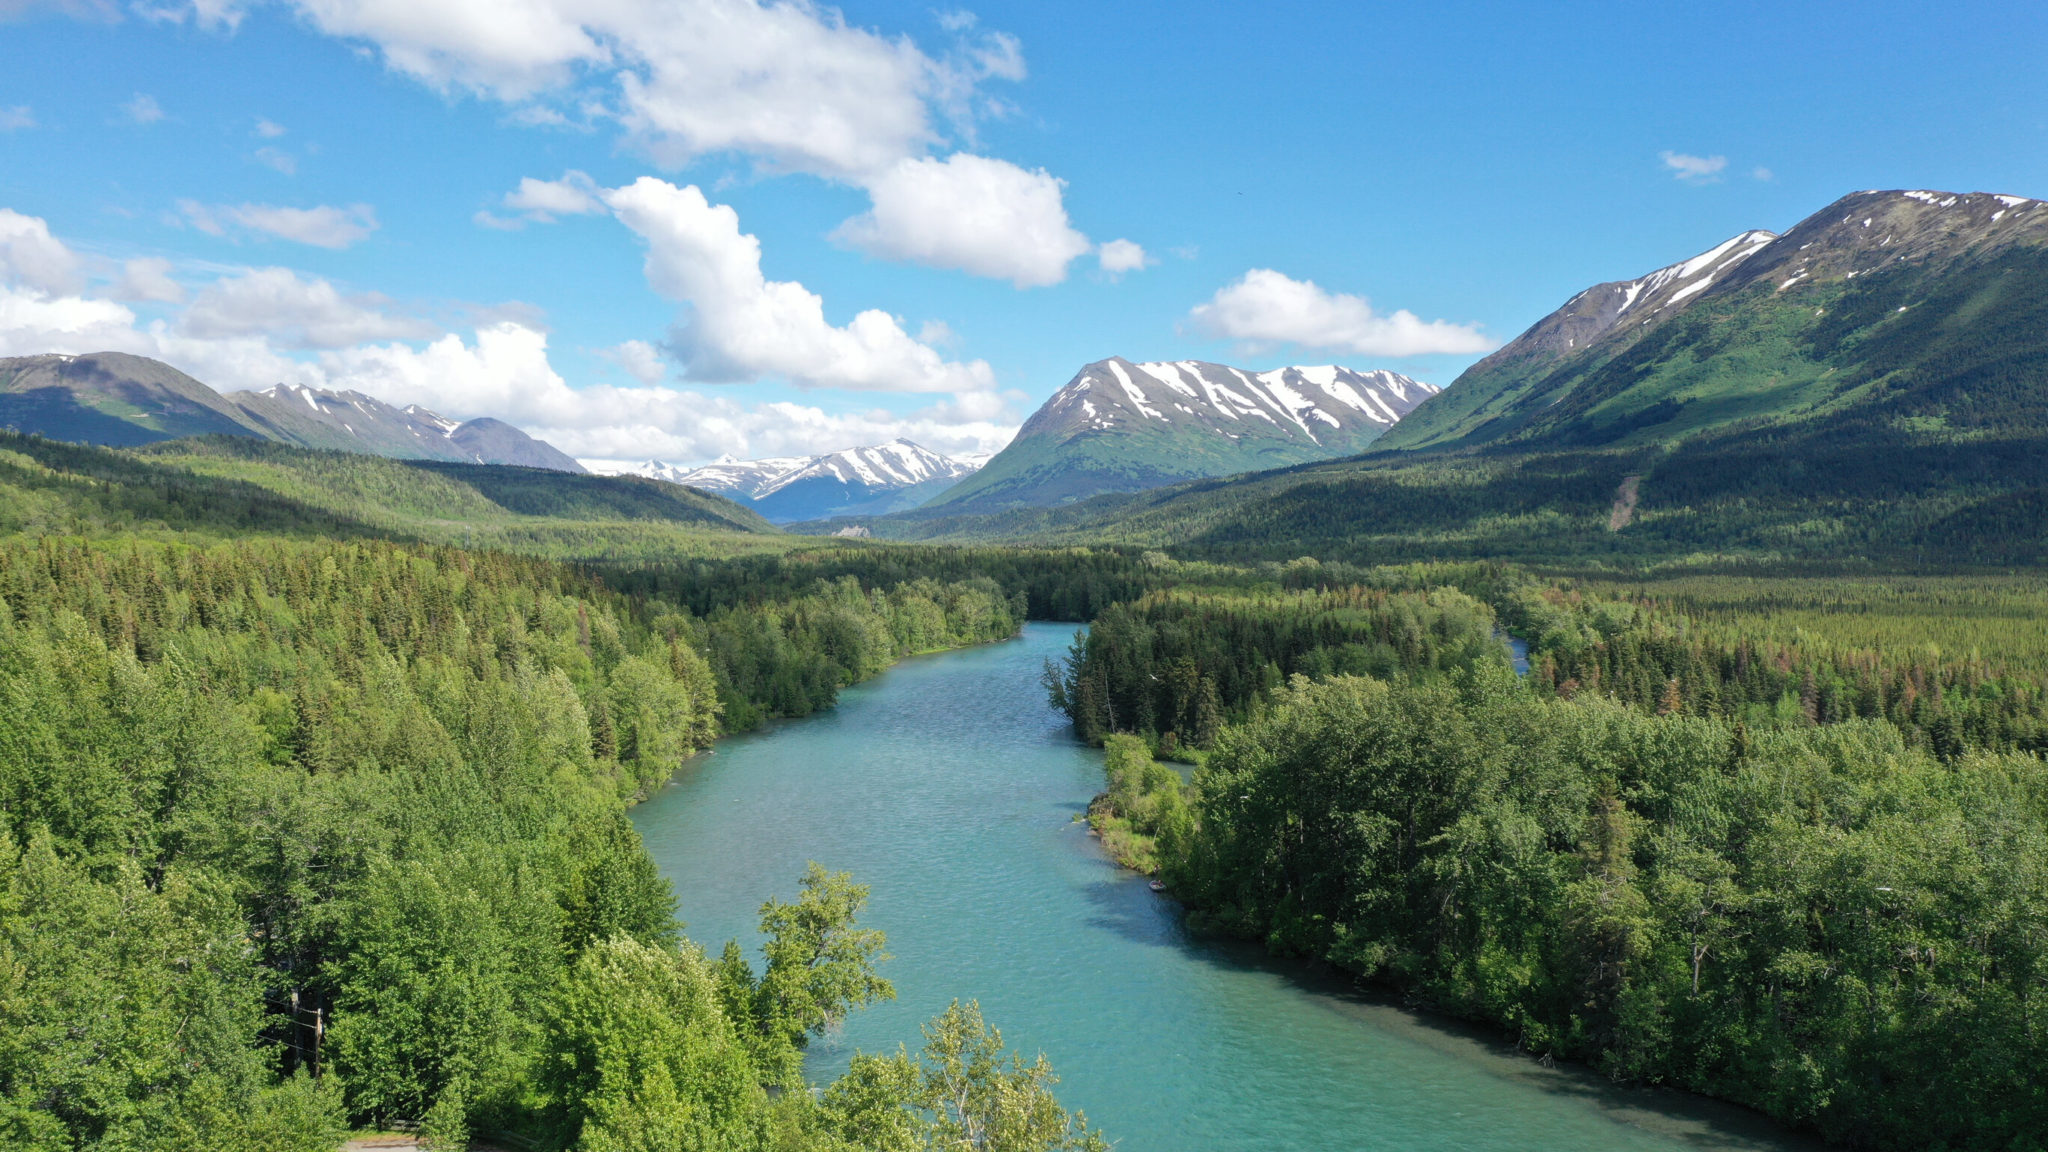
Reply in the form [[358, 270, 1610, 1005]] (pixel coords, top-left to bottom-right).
[[1085, 735, 1188, 873], [1158, 671, 2048, 1150], [721, 863, 897, 1086], [1045, 583, 1504, 744], [824, 1002, 1109, 1152]]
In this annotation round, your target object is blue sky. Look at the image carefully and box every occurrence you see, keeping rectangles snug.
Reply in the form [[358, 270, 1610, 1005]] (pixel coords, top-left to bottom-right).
[[2, 0, 2045, 465]]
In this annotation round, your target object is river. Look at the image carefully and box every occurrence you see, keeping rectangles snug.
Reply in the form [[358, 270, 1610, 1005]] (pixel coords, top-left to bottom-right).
[[631, 623, 1815, 1152]]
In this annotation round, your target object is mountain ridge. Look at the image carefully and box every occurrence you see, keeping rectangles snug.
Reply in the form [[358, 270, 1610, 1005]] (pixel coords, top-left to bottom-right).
[[0, 350, 584, 472], [595, 438, 983, 522], [927, 356, 1436, 511], [1380, 188, 2048, 452]]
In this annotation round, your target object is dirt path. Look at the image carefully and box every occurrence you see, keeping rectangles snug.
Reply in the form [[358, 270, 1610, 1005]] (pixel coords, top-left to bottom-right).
[[1608, 475, 1641, 531]]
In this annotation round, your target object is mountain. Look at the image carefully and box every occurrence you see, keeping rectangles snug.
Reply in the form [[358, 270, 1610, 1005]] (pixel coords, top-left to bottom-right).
[[878, 189, 2048, 569], [1380, 189, 2048, 452], [924, 358, 1436, 512], [600, 440, 983, 522], [0, 352, 265, 445], [225, 383, 585, 472], [0, 351, 583, 472]]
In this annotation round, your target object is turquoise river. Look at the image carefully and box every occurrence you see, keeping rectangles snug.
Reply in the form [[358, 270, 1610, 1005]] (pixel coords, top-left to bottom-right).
[[632, 623, 1818, 1152]]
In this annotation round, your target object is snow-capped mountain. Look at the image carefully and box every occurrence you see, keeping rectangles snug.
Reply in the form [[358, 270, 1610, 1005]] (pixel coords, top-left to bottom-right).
[[226, 383, 585, 472], [926, 357, 1437, 511], [1380, 188, 2048, 452], [593, 439, 985, 522]]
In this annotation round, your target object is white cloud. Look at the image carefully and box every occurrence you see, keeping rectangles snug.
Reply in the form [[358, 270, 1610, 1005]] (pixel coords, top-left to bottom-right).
[[255, 117, 287, 137], [1660, 150, 1728, 183], [0, 290, 140, 357], [1097, 238, 1149, 277], [179, 267, 437, 348], [0, 208, 85, 295], [1752, 166, 1775, 182], [0, 106, 33, 131], [832, 153, 1089, 287], [1190, 269, 1496, 358], [1, 198, 1016, 463], [130, 1, 1106, 287], [605, 176, 995, 394], [178, 200, 379, 248], [173, 0, 987, 183], [254, 147, 297, 175], [502, 169, 603, 221], [122, 93, 165, 124], [601, 338, 668, 384], [110, 256, 185, 303]]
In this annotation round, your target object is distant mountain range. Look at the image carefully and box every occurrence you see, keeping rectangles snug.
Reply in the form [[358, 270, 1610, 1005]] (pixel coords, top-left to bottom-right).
[[594, 439, 984, 522], [926, 357, 1436, 511], [0, 351, 583, 472]]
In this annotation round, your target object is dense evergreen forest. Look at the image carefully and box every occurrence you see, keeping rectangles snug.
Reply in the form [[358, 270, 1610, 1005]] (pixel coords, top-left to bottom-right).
[[1054, 571, 2048, 1151], [0, 433, 1144, 1151]]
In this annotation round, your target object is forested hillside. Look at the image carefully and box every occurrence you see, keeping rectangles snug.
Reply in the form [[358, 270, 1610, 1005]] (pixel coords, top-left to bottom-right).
[[1052, 566, 2048, 1150], [0, 428, 1140, 1150]]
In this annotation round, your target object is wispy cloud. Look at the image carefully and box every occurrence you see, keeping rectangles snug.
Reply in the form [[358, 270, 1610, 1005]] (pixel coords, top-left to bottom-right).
[[1752, 166, 1775, 182], [121, 93, 165, 125], [254, 117, 286, 138], [254, 147, 297, 175], [178, 200, 379, 249], [0, 105, 34, 132], [1660, 150, 1728, 184]]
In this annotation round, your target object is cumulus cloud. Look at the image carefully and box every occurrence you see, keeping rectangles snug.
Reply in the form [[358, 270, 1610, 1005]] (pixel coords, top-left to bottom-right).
[[832, 153, 1089, 287], [121, 93, 165, 124], [1096, 238, 1149, 277], [0, 208, 85, 294], [110, 256, 184, 303], [1190, 269, 1496, 358], [137, 0, 1101, 286], [606, 176, 995, 394], [0, 105, 33, 131], [178, 200, 379, 248], [179, 267, 438, 348], [151, 0, 1007, 183], [1660, 150, 1728, 183], [601, 338, 668, 384], [1, 197, 1016, 464]]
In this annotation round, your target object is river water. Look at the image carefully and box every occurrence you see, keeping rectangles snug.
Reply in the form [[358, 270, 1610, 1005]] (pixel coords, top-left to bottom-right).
[[632, 623, 1814, 1152]]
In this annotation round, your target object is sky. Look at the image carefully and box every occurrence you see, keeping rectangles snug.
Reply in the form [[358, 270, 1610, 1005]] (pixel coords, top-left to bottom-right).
[[2, 0, 2046, 468]]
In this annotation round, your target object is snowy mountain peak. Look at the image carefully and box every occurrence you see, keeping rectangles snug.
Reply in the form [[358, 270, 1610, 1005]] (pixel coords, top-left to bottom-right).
[[1027, 357, 1437, 446], [587, 441, 988, 523]]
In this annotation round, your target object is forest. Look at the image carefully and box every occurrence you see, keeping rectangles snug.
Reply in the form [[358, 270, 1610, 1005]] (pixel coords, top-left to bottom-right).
[[1055, 573, 2048, 1150], [6, 426, 2047, 1151], [0, 436, 1134, 1151]]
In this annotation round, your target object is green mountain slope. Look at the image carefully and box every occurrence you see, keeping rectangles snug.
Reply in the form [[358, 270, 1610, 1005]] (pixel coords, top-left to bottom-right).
[[0, 351, 265, 445], [1382, 189, 2048, 452], [0, 431, 779, 558]]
